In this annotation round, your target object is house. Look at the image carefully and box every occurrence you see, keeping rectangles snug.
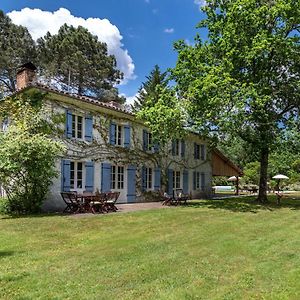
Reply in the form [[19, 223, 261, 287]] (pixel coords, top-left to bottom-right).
[[2, 63, 242, 211]]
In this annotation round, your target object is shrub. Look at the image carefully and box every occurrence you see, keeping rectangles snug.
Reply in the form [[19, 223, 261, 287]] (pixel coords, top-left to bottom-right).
[[0, 128, 64, 214]]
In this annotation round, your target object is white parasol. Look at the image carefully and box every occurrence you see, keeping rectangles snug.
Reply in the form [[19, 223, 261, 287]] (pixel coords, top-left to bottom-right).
[[228, 176, 240, 181], [272, 174, 289, 179]]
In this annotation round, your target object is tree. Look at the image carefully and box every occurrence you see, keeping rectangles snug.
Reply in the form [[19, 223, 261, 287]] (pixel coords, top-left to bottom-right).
[[137, 84, 186, 190], [132, 65, 168, 112], [0, 10, 36, 94], [0, 91, 64, 214], [37, 24, 123, 101], [173, 0, 300, 202]]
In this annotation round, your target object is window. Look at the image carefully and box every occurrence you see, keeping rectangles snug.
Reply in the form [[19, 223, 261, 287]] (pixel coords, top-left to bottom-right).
[[201, 173, 205, 191], [1, 118, 9, 132], [70, 161, 84, 189], [194, 172, 205, 191], [147, 132, 153, 151], [72, 115, 83, 139], [111, 165, 124, 190], [195, 172, 201, 189], [200, 144, 206, 160], [174, 140, 180, 156], [173, 171, 181, 189], [194, 143, 200, 159], [115, 125, 123, 146], [145, 167, 153, 189]]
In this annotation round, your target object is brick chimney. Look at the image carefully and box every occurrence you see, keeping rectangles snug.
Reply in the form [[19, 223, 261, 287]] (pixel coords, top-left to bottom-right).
[[16, 62, 37, 90]]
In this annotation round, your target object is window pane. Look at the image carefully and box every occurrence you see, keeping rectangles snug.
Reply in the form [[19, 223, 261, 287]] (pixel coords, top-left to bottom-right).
[[117, 126, 122, 145], [111, 166, 116, 189], [77, 116, 83, 139], [72, 115, 76, 138]]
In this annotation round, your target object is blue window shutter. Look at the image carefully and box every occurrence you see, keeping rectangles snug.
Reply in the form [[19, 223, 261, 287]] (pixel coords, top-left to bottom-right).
[[124, 125, 131, 148], [181, 140, 185, 158], [101, 163, 111, 192], [201, 173, 205, 191], [127, 165, 136, 203], [167, 169, 173, 196], [84, 115, 93, 142], [143, 130, 148, 151], [153, 142, 159, 153], [66, 110, 72, 138], [154, 167, 161, 191], [183, 169, 189, 194], [193, 171, 196, 190], [141, 166, 147, 191], [172, 140, 176, 156], [61, 159, 71, 191], [201, 144, 205, 160], [85, 161, 94, 192], [110, 122, 116, 145]]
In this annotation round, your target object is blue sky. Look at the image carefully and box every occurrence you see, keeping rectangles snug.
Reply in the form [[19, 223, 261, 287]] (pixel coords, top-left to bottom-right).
[[1, 0, 206, 102]]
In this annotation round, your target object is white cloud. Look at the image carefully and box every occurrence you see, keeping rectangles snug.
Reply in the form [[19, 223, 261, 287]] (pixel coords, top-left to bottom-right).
[[124, 93, 138, 105], [194, 0, 207, 7], [164, 28, 174, 34], [7, 7, 135, 84]]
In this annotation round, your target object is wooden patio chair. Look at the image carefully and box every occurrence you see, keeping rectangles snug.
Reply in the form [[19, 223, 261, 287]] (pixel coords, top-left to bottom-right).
[[61, 192, 81, 213], [174, 189, 189, 205], [90, 193, 107, 214], [105, 192, 120, 212], [161, 191, 173, 206]]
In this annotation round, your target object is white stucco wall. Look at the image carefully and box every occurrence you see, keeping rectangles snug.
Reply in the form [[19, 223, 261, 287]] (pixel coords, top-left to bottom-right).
[[40, 95, 213, 211]]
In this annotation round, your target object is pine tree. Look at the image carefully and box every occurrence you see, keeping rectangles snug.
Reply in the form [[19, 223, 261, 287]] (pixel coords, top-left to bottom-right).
[[37, 24, 123, 102], [132, 65, 168, 112], [0, 10, 36, 94]]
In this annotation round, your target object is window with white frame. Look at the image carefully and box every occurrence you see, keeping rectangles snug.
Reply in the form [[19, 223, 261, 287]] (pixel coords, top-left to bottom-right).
[[145, 167, 153, 189], [174, 139, 180, 156], [194, 143, 200, 160], [173, 171, 181, 189], [147, 132, 153, 151], [70, 161, 84, 189], [72, 115, 83, 139], [195, 172, 201, 189], [111, 165, 124, 189], [115, 125, 123, 146], [1, 118, 9, 132], [200, 144, 206, 160], [195, 171, 205, 191], [201, 173, 205, 191]]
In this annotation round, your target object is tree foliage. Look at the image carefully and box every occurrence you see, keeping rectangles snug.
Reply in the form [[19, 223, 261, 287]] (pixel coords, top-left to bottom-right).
[[173, 0, 300, 202], [0, 92, 64, 214], [37, 24, 123, 100], [0, 10, 36, 94], [132, 65, 168, 112], [137, 85, 186, 147], [137, 84, 186, 190]]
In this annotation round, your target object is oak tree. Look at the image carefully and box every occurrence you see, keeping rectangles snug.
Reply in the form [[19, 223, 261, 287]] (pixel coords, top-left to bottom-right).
[[173, 0, 300, 202]]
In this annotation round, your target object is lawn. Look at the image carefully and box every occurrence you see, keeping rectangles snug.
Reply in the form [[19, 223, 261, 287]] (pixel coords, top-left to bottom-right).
[[1, 195, 300, 299]]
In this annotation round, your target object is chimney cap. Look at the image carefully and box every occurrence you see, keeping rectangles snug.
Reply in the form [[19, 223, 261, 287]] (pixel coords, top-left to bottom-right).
[[17, 62, 37, 74]]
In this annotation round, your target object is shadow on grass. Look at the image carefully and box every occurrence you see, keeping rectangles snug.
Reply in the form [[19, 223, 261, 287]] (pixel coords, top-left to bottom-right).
[[0, 250, 19, 258], [185, 196, 300, 213], [0, 212, 67, 220]]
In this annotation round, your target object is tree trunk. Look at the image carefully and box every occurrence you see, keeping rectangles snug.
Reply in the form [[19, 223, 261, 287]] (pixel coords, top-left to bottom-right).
[[257, 147, 269, 203]]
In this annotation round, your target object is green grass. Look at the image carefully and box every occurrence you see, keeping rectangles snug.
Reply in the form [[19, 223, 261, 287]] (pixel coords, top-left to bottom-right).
[[1, 195, 300, 299]]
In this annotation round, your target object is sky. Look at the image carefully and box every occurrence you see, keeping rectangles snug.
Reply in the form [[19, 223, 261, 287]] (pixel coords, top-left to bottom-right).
[[1, 0, 207, 104]]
